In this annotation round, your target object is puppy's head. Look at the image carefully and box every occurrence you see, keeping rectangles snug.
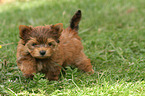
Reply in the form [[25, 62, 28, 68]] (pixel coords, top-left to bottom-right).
[[19, 23, 63, 59]]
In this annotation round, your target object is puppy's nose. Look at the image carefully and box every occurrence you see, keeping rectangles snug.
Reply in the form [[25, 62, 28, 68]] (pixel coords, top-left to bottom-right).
[[40, 50, 46, 56]]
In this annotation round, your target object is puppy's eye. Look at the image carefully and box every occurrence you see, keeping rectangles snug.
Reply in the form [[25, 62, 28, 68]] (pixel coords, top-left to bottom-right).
[[32, 43, 37, 46], [48, 42, 52, 46], [57, 40, 60, 43]]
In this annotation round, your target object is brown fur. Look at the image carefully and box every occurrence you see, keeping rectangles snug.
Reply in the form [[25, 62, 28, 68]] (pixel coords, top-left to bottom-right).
[[16, 10, 94, 80]]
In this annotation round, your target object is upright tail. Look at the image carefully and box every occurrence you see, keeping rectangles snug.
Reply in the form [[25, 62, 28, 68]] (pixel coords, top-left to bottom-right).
[[70, 10, 82, 32]]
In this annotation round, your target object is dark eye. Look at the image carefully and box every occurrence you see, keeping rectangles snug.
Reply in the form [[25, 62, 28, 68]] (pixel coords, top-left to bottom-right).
[[48, 42, 52, 46], [32, 43, 37, 46], [57, 40, 60, 43]]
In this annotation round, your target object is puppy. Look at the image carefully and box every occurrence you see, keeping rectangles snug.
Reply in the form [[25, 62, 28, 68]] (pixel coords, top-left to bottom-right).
[[16, 10, 94, 80]]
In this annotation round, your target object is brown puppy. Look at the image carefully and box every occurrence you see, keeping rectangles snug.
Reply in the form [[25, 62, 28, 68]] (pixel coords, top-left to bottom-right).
[[16, 10, 94, 80]]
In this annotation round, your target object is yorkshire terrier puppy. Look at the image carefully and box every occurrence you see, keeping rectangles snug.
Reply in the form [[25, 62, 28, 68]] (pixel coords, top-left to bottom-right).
[[16, 10, 94, 80]]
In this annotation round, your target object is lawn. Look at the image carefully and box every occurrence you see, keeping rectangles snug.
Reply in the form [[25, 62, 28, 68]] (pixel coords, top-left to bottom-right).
[[0, 0, 145, 95]]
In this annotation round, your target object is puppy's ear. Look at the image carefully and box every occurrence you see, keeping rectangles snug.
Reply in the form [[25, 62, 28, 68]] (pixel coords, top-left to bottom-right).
[[19, 25, 32, 42], [51, 23, 63, 38]]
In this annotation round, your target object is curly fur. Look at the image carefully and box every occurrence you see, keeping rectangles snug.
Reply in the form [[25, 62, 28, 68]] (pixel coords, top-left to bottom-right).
[[16, 10, 94, 80]]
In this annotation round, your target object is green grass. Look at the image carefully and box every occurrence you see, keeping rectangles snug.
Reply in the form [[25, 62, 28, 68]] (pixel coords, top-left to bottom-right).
[[0, 0, 145, 95]]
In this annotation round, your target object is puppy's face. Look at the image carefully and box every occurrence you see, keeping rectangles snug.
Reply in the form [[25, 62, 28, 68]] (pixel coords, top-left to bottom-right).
[[26, 38, 57, 59], [19, 23, 63, 59]]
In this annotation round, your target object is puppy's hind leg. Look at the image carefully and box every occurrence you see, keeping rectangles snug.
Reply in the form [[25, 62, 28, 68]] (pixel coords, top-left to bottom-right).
[[74, 52, 94, 74]]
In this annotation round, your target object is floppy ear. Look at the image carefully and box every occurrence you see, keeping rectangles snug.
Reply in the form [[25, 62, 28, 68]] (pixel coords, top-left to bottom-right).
[[51, 23, 63, 38], [19, 25, 32, 42]]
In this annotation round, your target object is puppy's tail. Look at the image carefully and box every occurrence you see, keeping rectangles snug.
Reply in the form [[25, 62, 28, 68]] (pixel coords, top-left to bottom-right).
[[70, 10, 81, 32]]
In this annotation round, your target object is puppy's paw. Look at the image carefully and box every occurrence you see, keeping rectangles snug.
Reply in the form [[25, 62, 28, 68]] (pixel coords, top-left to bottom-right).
[[23, 73, 34, 79], [87, 69, 94, 75]]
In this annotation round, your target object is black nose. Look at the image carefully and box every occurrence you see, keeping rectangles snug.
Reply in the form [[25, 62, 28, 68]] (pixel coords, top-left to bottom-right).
[[40, 50, 46, 56]]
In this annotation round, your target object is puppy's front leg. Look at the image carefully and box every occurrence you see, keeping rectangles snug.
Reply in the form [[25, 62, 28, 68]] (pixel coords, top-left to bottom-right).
[[17, 41, 36, 78], [17, 55, 37, 78], [45, 66, 61, 81]]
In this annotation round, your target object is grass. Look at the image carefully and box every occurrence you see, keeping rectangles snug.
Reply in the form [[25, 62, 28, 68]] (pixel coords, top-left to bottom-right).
[[0, 0, 145, 95]]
